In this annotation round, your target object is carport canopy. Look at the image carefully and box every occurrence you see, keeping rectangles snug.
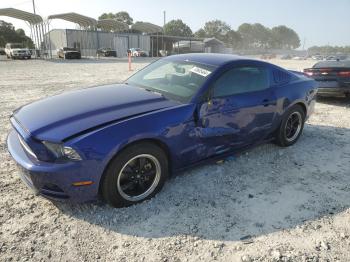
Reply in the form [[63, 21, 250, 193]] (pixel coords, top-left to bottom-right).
[[131, 22, 163, 34], [0, 7, 42, 24], [97, 19, 129, 32], [48, 12, 97, 28], [203, 37, 225, 45]]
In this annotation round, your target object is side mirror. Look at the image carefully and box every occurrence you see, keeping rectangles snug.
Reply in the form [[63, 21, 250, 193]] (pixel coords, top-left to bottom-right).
[[200, 87, 214, 114], [194, 100, 212, 127], [194, 88, 214, 127], [199, 100, 212, 116]]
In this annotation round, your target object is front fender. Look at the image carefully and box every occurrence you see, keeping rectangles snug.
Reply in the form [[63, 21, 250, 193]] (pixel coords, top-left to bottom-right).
[[65, 103, 196, 179]]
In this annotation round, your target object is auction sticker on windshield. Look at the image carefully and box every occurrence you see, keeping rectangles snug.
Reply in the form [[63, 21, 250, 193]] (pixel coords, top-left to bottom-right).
[[190, 66, 212, 77]]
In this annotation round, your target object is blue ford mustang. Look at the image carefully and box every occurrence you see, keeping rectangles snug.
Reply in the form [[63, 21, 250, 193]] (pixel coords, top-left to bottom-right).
[[7, 54, 317, 207]]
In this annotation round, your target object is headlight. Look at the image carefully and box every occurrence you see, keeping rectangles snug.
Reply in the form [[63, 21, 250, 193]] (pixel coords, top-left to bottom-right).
[[42, 141, 82, 161]]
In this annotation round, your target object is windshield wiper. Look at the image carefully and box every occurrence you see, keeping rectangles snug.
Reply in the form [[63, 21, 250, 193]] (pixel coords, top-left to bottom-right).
[[144, 88, 164, 97], [125, 82, 165, 98]]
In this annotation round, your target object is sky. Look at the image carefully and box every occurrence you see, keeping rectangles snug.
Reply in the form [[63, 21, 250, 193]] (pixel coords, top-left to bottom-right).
[[1, 0, 350, 48]]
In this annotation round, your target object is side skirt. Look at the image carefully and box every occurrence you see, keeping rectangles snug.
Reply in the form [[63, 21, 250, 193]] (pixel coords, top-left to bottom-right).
[[172, 137, 275, 175]]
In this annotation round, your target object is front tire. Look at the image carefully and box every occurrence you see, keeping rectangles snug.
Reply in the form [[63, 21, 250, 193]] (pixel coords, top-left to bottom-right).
[[101, 142, 168, 208], [276, 105, 305, 147]]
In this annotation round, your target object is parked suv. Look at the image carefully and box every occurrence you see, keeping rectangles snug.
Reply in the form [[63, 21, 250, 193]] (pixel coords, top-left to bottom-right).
[[57, 47, 81, 59], [97, 48, 117, 57], [5, 43, 31, 59]]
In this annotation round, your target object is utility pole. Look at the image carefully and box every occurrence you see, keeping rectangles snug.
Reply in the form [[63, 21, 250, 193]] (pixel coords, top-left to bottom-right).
[[32, 0, 36, 14], [162, 11, 166, 54], [163, 11, 166, 26]]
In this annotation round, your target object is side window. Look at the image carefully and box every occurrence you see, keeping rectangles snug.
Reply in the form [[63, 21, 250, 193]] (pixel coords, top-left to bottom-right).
[[213, 66, 270, 97], [273, 69, 292, 85]]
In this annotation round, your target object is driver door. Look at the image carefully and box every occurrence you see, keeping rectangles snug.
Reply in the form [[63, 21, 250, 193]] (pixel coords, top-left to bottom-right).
[[197, 65, 277, 157]]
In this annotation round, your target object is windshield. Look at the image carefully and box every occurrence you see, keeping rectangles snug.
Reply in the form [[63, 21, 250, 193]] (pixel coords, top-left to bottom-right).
[[126, 60, 216, 103]]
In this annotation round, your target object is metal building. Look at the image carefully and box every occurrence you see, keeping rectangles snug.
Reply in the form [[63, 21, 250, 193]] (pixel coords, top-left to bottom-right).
[[45, 29, 152, 57]]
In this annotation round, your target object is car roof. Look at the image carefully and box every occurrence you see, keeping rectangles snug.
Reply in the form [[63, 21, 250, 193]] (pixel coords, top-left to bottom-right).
[[164, 53, 254, 67], [313, 60, 350, 68]]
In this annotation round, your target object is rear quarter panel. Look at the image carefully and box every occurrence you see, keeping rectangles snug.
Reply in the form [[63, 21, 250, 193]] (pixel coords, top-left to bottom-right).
[[273, 75, 317, 123]]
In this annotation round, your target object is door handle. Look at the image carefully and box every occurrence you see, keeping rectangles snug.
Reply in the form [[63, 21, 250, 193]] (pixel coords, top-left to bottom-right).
[[262, 99, 276, 107]]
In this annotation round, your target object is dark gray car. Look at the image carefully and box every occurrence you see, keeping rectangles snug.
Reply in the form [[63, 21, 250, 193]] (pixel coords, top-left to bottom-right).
[[304, 60, 350, 97]]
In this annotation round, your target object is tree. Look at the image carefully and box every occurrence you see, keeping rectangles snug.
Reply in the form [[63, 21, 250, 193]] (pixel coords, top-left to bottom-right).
[[237, 23, 251, 46], [251, 23, 272, 48], [226, 30, 243, 49], [194, 28, 206, 38], [202, 20, 231, 42], [308, 45, 350, 55], [98, 11, 133, 25], [271, 25, 300, 49], [237, 23, 272, 48], [0, 20, 34, 48], [115, 11, 133, 25], [163, 19, 192, 37], [98, 12, 115, 20], [237, 23, 300, 50], [196, 20, 243, 48]]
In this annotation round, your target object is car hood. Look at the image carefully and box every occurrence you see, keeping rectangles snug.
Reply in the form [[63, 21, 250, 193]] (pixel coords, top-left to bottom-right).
[[13, 84, 180, 142]]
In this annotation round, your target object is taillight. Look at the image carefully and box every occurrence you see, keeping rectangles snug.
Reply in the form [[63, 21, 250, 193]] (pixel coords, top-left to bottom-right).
[[338, 71, 350, 77], [303, 69, 314, 77]]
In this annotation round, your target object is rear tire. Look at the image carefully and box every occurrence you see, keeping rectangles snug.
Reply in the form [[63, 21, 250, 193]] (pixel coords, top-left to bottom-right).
[[276, 105, 305, 147], [101, 142, 168, 208]]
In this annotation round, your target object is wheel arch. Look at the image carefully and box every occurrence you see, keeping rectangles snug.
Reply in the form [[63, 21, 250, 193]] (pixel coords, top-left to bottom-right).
[[294, 102, 307, 116], [282, 99, 307, 117], [273, 99, 307, 135], [98, 138, 172, 197]]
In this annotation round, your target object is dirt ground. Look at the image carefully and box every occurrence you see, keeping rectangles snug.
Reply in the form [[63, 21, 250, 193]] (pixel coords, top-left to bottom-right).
[[0, 57, 349, 262]]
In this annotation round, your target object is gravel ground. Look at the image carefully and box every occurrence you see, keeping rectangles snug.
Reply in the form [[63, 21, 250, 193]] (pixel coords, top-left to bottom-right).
[[0, 57, 350, 262]]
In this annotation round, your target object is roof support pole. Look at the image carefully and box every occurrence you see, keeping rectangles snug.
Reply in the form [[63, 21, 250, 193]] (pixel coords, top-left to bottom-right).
[[40, 22, 46, 57], [39, 23, 43, 50], [47, 21, 52, 59], [96, 30, 99, 58], [29, 24, 33, 47], [156, 32, 159, 57], [33, 24, 39, 57]]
